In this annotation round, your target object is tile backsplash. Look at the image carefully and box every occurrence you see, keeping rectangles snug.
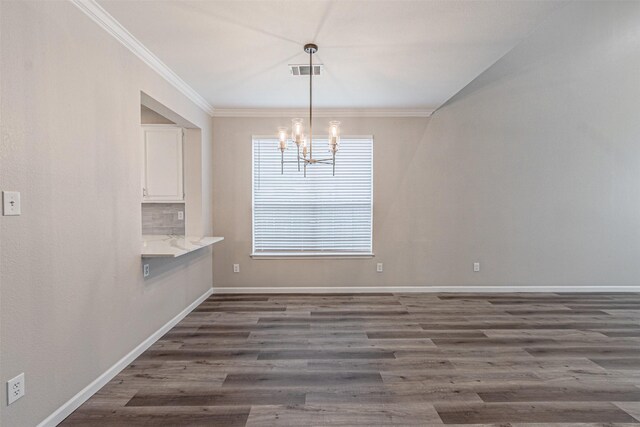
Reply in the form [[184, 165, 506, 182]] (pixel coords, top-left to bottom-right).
[[142, 203, 185, 235]]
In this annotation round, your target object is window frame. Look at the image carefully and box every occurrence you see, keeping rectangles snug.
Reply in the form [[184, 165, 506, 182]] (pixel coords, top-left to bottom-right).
[[251, 134, 374, 259]]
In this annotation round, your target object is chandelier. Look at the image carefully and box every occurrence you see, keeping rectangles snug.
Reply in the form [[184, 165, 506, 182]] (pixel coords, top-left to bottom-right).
[[277, 43, 340, 177]]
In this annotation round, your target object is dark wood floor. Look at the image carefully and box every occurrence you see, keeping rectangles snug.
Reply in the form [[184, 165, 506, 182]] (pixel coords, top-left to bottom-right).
[[62, 292, 640, 426]]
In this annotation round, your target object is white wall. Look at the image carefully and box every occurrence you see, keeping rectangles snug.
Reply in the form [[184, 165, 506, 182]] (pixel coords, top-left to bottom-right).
[[0, 2, 214, 426], [212, 1, 640, 289]]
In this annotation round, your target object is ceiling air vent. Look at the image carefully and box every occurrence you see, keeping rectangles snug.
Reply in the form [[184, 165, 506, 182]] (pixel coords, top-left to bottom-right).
[[289, 64, 323, 76]]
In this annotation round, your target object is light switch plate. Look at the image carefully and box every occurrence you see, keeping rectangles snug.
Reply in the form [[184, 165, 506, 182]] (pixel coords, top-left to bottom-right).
[[2, 191, 21, 216]]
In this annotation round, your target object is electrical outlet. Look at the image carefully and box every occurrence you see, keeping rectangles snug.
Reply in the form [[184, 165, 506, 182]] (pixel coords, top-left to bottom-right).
[[233, 264, 240, 273], [143, 264, 150, 278], [178, 211, 184, 220], [473, 262, 480, 272], [2, 191, 21, 216], [7, 373, 25, 405], [376, 263, 383, 273]]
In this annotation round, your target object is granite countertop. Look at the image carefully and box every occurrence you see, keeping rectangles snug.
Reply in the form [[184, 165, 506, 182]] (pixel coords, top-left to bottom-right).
[[141, 235, 224, 258]]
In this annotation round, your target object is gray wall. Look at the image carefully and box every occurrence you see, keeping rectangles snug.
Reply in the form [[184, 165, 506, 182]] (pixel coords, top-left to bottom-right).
[[212, 1, 640, 289], [0, 2, 214, 426]]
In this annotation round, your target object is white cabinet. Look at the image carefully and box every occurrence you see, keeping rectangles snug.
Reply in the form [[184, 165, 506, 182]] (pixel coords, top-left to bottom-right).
[[142, 126, 184, 202]]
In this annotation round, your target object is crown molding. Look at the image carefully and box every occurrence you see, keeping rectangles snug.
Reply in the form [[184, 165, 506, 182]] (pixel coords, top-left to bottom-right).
[[211, 108, 434, 118], [70, 0, 215, 116]]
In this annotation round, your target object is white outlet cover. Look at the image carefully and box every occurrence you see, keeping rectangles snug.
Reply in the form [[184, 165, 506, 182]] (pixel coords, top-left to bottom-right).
[[377, 263, 383, 272], [178, 211, 184, 220], [2, 191, 21, 216], [7, 373, 25, 405], [233, 264, 240, 273], [474, 262, 480, 272], [143, 264, 150, 278]]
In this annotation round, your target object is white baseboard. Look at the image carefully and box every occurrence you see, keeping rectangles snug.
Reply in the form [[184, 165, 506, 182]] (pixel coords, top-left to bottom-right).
[[212, 286, 640, 294], [38, 288, 214, 427]]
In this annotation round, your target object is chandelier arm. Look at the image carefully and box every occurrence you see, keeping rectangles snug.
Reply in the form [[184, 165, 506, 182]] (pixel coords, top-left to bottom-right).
[[297, 157, 335, 163]]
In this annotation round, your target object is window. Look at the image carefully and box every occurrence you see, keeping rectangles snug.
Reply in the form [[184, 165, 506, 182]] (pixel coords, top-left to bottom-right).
[[252, 136, 373, 257]]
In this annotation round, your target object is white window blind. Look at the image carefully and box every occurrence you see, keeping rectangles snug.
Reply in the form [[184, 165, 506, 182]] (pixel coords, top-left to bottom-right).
[[252, 136, 373, 256]]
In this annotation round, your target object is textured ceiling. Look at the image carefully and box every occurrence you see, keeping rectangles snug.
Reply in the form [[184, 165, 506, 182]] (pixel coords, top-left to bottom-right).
[[99, 0, 566, 110]]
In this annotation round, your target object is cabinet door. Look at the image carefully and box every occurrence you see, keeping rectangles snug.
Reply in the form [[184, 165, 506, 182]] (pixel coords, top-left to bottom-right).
[[143, 126, 183, 201]]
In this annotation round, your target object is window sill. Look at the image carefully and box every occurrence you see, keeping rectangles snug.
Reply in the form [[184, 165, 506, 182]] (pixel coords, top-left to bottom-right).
[[251, 252, 374, 260]]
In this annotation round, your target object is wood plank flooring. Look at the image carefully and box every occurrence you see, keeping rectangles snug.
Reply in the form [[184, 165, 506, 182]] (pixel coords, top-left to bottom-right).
[[61, 292, 640, 426]]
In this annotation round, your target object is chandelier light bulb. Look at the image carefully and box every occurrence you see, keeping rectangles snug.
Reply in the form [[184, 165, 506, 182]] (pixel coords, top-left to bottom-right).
[[291, 118, 304, 145], [330, 122, 339, 137], [329, 121, 340, 153], [277, 127, 288, 152]]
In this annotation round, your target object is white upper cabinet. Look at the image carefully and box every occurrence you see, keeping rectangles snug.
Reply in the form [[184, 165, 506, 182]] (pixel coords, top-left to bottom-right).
[[142, 126, 184, 202]]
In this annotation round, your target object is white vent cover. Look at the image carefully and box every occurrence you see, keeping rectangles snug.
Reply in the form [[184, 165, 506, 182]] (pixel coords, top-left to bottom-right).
[[289, 64, 323, 76]]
